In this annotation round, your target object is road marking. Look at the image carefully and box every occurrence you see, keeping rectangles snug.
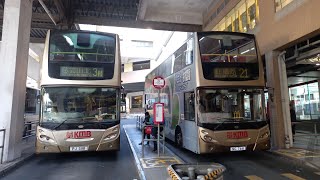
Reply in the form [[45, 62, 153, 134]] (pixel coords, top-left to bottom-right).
[[123, 125, 146, 180], [275, 149, 320, 158], [281, 173, 306, 180], [140, 157, 181, 168], [245, 175, 264, 180]]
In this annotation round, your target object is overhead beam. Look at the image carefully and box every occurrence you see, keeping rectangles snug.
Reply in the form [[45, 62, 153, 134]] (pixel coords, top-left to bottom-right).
[[31, 22, 56, 30], [75, 17, 202, 32], [30, 37, 45, 43], [53, 0, 66, 22], [137, 0, 147, 20], [38, 0, 57, 25]]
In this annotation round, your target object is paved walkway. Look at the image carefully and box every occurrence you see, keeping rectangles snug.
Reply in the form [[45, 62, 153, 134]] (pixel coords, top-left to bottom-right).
[[0, 137, 35, 176], [123, 124, 183, 180], [273, 147, 320, 170]]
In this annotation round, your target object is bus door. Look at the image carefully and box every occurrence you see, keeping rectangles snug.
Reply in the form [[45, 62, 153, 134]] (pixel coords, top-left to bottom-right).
[[181, 92, 198, 152]]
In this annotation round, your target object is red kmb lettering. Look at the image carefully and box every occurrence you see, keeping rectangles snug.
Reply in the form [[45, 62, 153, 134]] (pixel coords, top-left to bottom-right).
[[66, 131, 92, 139]]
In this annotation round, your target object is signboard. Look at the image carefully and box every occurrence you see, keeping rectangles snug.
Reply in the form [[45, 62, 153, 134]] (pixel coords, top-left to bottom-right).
[[60, 66, 104, 78], [213, 67, 250, 79], [153, 76, 165, 89], [153, 103, 164, 124]]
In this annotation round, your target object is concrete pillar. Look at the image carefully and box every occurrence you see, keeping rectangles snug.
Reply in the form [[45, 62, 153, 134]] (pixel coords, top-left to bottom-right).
[[0, 0, 33, 162], [265, 51, 292, 149]]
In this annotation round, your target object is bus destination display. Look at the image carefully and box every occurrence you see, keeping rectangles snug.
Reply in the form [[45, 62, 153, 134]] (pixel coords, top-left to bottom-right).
[[60, 66, 104, 78], [213, 67, 251, 79]]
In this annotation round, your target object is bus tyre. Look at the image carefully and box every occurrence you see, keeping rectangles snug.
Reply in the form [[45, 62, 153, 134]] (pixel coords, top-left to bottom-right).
[[175, 128, 183, 148]]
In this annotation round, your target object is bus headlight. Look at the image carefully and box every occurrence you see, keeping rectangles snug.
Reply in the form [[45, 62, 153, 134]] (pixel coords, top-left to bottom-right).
[[104, 133, 118, 141], [204, 135, 213, 142], [112, 127, 119, 132], [259, 132, 269, 139], [39, 134, 56, 144], [201, 130, 209, 135]]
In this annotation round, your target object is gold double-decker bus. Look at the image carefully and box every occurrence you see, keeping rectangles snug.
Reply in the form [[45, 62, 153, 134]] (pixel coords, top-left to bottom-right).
[[144, 31, 270, 153], [36, 30, 121, 153]]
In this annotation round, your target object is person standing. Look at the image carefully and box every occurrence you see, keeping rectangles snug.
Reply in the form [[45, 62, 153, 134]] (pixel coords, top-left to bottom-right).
[[290, 101, 297, 140], [139, 112, 151, 145]]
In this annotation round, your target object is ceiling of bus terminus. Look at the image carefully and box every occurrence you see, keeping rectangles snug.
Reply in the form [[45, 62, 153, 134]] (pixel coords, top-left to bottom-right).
[[0, 0, 207, 43]]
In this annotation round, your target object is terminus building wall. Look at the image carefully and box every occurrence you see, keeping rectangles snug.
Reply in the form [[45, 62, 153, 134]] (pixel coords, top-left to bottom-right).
[[203, 0, 320, 55], [203, 0, 320, 149]]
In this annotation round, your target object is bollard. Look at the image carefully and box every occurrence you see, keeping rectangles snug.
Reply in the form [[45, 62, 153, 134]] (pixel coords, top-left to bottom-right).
[[188, 167, 195, 179]]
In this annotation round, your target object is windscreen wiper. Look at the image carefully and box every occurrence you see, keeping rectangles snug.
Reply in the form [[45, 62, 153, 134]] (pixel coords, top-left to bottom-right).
[[53, 117, 84, 130], [213, 118, 237, 131], [53, 119, 70, 130]]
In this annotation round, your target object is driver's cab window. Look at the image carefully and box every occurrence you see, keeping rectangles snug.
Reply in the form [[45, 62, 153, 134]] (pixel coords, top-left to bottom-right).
[[184, 92, 195, 121]]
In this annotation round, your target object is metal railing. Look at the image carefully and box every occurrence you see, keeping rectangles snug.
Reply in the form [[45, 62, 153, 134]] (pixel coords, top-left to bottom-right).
[[23, 121, 38, 139], [136, 115, 144, 130], [141, 124, 165, 157], [0, 129, 5, 164]]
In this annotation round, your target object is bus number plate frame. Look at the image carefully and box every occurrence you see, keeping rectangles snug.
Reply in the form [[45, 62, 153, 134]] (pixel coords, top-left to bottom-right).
[[230, 146, 246, 151], [70, 146, 89, 152]]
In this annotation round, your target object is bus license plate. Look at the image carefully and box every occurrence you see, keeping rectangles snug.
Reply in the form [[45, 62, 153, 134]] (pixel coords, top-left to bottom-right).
[[70, 146, 89, 152], [230, 146, 246, 151]]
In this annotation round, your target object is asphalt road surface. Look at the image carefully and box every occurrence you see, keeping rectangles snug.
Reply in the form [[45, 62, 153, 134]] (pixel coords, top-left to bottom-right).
[[165, 135, 320, 180], [1, 120, 139, 180]]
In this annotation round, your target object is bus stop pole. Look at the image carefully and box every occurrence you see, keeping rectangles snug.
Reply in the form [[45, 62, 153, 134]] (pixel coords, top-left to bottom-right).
[[158, 89, 160, 157]]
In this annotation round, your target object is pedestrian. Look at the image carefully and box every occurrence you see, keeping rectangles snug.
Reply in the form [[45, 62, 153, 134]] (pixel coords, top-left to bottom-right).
[[139, 112, 151, 145], [290, 101, 297, 140]]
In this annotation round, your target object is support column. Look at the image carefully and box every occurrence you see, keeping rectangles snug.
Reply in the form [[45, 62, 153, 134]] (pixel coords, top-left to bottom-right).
[[0, 0, 33, 162], [265, 51, 292, 149]]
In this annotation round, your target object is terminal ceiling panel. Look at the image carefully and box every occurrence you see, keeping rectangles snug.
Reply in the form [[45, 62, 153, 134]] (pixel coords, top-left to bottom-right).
[[0, 0, 203, 43], [139, 0, 210, 25]]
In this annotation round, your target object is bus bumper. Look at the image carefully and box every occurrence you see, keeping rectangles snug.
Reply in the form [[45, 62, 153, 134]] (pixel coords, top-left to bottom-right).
[[199, 138, 270, 153], [36, 136, 120, 153]]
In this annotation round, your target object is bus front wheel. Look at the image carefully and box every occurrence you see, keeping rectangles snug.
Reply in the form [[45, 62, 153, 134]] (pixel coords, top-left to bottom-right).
[[175, 128, 183, 148]]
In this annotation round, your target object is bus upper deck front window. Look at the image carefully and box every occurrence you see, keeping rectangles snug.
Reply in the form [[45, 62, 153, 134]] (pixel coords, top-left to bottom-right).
[[198, 33, 259, 81], [49, 32, 115, 63]]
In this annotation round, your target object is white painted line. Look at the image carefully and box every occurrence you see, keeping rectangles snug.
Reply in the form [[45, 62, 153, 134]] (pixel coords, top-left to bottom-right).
[[123, 125, 146, 180]]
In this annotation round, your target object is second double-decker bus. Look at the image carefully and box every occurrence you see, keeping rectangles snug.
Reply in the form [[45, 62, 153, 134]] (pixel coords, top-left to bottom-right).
[[144, 31, 270, 154], [36, 30, 121, 153]]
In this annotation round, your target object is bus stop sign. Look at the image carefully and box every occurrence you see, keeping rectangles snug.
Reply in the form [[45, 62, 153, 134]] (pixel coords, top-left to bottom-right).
[[153, 103, 164, 124], [153, 76, 165, 89]]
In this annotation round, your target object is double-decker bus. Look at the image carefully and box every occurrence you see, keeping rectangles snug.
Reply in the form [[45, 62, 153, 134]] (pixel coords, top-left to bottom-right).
[[144, 31, 270, 153], [36, 30, 121, 153]]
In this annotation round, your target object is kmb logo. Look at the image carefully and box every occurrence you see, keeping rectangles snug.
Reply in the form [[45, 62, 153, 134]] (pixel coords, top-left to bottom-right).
[[227, 131, 248, 139], [66, 131, 92, 139]]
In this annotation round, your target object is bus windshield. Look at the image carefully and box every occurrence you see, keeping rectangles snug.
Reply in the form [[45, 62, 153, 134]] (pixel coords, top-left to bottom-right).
[[41, 87, 118, 129], [197, 88, 265, 123], [198, 32, 259, 80]]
